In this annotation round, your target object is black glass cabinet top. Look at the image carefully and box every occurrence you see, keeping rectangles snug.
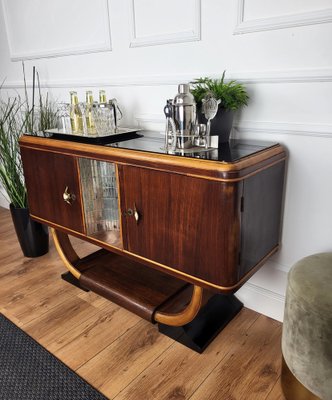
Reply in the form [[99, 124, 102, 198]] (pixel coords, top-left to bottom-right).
[[107, 133, 279, 163], [28, 131, 279, 164]]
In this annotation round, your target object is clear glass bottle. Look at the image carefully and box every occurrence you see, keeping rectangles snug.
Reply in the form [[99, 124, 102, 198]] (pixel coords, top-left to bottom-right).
[[85, 90, 96, 135], [70, 91, 83, 134], [99, 89, 107, 104]]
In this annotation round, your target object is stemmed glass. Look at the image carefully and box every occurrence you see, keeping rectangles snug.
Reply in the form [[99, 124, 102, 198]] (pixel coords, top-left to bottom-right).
[[202, 95, 220, 149]]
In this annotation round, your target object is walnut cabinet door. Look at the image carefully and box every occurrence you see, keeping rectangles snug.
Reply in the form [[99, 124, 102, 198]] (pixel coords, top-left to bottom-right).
[[20, 147, 85, 234], [118, 165, 242, 288]]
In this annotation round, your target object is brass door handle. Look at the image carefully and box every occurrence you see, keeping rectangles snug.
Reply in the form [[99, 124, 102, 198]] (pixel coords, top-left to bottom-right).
[[63, 186, 76, 205], [134, 203, 140, 224], [124, 204, 140, 224]]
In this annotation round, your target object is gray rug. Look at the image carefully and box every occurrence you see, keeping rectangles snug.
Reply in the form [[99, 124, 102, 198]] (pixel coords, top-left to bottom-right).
[[0, 314, 108, 400]]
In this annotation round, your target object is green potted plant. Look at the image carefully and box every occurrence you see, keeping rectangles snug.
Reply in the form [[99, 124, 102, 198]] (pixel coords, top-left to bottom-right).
[[0, 71, 58, 257], [190, 71, 249, 142]]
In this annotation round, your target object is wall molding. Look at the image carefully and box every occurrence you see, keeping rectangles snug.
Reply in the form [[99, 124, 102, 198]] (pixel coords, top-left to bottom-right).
[[2, 67, 332, 89], [233, 120, 332, 139], [234, 0, 332, 35], [135, 114, 332, 139], [229, 68, 332, 84], [129, 0, 201, 48], [1, 0, 112, 61]]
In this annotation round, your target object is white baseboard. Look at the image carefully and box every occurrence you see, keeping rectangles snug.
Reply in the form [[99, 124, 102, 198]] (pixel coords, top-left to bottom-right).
[[0, 197, 9, 209], [0, 188, 9, 209], [237, 282, 285, 322]]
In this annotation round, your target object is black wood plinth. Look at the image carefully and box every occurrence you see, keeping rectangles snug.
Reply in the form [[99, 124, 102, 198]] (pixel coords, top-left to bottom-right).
[[61, 272, 90, 292], [158, 294, 243, 353]]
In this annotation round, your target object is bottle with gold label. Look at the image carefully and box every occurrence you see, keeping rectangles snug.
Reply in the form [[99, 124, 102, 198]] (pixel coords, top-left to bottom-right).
[[99, 89, 107, 104], [69, 91, 83, 134], [85, 90, 96, 135]]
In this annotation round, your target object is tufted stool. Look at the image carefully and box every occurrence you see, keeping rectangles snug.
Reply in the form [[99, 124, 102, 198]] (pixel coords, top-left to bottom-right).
[[281, 253, 332, 400]]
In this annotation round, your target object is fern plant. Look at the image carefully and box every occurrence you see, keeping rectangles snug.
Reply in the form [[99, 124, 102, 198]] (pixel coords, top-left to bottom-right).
[[190, 71, 249, 110]]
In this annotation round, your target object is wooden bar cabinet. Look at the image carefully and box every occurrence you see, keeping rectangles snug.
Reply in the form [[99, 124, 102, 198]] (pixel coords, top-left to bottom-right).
[[19, 133, 286, 352]]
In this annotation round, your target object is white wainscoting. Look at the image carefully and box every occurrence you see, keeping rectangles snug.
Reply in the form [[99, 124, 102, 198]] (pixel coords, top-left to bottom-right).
[[1, 0, 112, 60], [234, 0, 332, 34], [129, 0, 201, 47]]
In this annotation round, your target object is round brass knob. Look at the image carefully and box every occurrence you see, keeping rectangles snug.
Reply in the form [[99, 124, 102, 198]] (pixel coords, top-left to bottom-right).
[[125, 205, 140, 224]]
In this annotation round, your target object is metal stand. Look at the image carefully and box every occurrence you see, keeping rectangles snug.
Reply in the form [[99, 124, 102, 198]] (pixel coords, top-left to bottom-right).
[[61, 271, 90, 292], [158, 294, 243, 353]]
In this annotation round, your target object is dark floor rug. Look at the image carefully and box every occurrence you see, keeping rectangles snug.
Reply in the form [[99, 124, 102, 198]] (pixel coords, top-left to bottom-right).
[[0, 314, 108, 400]]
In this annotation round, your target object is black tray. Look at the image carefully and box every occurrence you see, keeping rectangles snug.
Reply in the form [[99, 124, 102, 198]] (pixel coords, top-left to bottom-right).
[[42, 128, 143, 145]]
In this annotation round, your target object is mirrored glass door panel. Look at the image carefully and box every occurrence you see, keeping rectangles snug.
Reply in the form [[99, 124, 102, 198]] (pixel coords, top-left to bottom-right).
[[79, 158, 122, 248]]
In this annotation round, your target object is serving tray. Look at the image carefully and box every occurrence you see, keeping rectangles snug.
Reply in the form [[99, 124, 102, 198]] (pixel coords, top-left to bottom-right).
[[43, 128, 143, 144]]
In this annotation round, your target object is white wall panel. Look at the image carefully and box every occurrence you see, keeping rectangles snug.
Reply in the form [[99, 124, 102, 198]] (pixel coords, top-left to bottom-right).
[[1, 0, 112, 60], [243, 0, 332, 20], [235, 0, 332, 34], [129, 0, 201, 47]]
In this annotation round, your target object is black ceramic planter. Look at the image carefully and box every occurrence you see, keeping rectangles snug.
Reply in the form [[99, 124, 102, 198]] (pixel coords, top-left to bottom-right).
[[10, 204, 49, 258], [197, 106, 234, 143]]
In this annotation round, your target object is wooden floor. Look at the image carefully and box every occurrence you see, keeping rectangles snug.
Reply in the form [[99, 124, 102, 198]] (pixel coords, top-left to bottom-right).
[[0, 207, 285, 400]]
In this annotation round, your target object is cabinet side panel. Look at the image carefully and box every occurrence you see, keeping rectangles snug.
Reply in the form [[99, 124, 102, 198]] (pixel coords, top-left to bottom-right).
[[119, 165, 241, 287], [20, 147, 85, 233], [239, 161, 286, 279]]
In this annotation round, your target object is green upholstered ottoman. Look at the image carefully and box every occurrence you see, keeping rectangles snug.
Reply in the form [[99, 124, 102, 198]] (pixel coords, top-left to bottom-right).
[[281, 253, 332, 400]]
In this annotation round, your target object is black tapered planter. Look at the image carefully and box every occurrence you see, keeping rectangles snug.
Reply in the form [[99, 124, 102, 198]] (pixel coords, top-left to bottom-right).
[[10, 204, 49, 258], [197, 106, 234, 143]]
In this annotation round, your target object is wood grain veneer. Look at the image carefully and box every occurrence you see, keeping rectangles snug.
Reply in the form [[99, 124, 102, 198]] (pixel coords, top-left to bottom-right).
[[19, 135, 286, 293], [19, 135, 286, 182]]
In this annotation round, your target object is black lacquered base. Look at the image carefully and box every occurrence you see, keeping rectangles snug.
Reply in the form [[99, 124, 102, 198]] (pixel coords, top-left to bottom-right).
[[158, 294, 243, 353], [61, 272, 90, 292]]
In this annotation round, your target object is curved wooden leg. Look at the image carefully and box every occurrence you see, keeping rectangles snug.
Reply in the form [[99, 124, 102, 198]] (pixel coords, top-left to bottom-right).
[[154, 285, 203, 327], [51, 228, 81, 279]]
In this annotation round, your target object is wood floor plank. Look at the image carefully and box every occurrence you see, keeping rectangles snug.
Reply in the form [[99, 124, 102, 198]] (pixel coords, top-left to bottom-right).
[[23, 295, 104, 346], [77, 320, 174, 399], [0, 265, 62, 305], [189, 316, 282, 400], [76, 290, 112, 309], [265, 378, 285, 400], [0, 256, 41, 282], [0, 206, 284, 400], [2, 279, 78, 324], [113, 308, 259, 400], [50, 305, 141, 370]]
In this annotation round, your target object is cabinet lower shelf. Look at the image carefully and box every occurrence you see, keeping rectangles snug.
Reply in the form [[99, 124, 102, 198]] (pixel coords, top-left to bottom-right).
[[70, 249, 189, 321], [61, 247, 244, 352]]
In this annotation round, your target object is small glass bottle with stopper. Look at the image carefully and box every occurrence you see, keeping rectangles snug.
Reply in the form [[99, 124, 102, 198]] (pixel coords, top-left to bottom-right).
[[69, 91, 83, 134], [99, 89, 107, 104], [85, 90, 96, 135]]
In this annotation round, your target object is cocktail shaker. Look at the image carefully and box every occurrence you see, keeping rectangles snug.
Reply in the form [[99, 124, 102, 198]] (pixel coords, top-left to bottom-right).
[[172, 84, 196, 149]]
